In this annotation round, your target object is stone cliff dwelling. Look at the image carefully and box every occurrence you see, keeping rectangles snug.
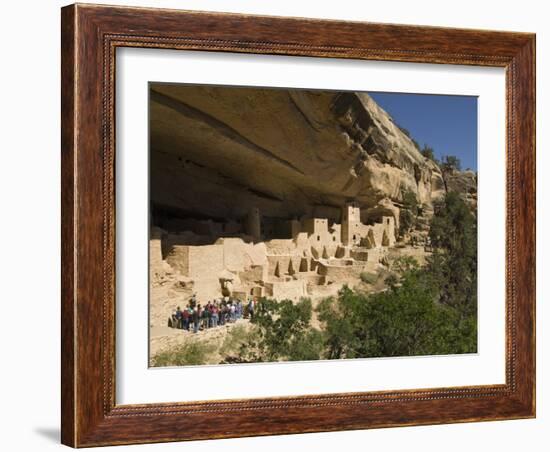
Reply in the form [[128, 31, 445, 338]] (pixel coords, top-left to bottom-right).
[[150, 202, 396, 303], [148, 84, 454, 327]]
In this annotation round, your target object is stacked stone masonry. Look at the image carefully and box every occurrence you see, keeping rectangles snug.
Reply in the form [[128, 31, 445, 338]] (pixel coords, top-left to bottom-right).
[[152, 202, 396, 303]]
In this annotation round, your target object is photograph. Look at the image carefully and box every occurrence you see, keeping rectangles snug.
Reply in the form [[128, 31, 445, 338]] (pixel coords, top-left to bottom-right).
[[148, 83, 479, 367]]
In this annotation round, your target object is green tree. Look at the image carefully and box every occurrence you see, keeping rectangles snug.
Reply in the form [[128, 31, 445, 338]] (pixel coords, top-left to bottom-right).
[[441, 155, 462, 172], [317, 268, 475, 359], [242, 298, 323, 362], [399, 190, 421, 238], [421, 144, 436, 161], [287, 329, 324, 361], [429, 192, 477, 317], [399, 210, 413, 238]]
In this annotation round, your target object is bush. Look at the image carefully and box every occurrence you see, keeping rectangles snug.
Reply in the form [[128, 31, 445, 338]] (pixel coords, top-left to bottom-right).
[[360, 272, 378, 284], [391, 256, 419, 274], [220, 324, 251, 354], [151, 341, 216, 367], [218, 324, 262, 364]]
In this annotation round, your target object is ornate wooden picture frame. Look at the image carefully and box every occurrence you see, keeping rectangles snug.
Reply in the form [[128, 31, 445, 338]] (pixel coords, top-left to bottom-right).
[[61, 3, 535, 447]]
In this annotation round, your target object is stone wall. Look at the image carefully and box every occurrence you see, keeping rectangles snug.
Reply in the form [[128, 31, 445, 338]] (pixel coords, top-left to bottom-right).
[[239, 265, 268, 285], [302, 218, 340, 247], [166, 244, 224, 278], [318, 261, 378, 282], [264, 280, 307, 301], [370, 216, 396, 248], [267, 255, 303, 277], [220, 238, 247, 273], [265, 238, 297, 255]]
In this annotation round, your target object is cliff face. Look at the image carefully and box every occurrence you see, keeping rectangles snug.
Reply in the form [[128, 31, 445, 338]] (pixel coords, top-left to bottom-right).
[[443, 169, 478, 211], [150, 84, 446, 224]]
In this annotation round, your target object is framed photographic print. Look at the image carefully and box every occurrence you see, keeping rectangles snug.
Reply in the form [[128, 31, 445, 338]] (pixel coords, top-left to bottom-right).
[[61, 3, 536, 447]]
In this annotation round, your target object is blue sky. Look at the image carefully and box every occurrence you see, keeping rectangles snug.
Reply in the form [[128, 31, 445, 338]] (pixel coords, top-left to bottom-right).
[[368, 92, 478, 171]]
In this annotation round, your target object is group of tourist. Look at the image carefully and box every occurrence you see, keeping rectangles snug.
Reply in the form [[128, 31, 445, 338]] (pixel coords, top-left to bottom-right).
[[169, 296, 256, 334]]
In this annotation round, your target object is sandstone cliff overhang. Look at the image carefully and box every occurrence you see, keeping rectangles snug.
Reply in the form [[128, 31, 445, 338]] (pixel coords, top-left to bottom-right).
[[150, 84, 445, 223]]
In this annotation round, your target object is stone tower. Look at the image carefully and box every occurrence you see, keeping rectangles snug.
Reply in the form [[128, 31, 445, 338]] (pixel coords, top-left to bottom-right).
[[341, 202, 361, 245], [245, 207, 261, 242]]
